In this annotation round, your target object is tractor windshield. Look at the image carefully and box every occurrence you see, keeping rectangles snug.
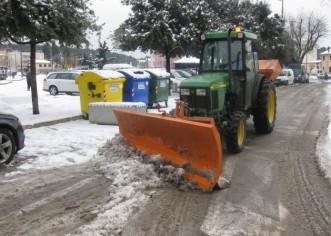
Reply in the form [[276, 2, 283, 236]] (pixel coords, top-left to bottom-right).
[[200, 40, 243, 73]]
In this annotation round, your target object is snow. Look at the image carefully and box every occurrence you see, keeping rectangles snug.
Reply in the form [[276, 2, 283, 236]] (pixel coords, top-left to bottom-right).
[[0, 74, 187, 235], [174, 56, 200, 64], [1, 75, 331, 234], [117, 68, 151, 79], [144, 68, 170, 78], [90, 70, 125, 79]]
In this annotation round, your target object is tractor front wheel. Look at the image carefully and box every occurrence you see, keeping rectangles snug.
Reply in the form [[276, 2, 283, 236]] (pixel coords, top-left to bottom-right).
[[253, 79, 276, 134], [225, 111, 247, 154]]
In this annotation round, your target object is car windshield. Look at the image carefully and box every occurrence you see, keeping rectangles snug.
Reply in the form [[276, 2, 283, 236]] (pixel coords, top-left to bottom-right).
[[175, 70, 191, 78], [279, 71, 287, 76], [200, 40, 242, 72]]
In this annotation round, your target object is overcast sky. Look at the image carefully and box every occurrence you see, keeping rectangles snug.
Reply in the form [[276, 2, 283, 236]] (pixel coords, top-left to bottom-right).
[[89, 0, 331, 55]]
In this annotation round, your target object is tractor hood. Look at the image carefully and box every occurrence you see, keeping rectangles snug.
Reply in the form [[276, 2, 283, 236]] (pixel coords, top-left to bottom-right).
[[180, 72, 228, 89]]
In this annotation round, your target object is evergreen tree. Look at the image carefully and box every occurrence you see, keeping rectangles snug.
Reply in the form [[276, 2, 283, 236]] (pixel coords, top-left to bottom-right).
[[79, 53, 94, 69], [95, 41, 110, 69]]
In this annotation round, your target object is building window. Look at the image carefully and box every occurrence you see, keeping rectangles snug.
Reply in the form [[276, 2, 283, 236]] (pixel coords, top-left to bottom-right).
[[323, 56, 325, 60], [39, 64, 42, 67]]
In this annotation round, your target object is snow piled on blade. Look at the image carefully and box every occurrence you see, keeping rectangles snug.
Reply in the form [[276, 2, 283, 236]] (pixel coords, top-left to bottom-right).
[[72, 134, 198, 235]]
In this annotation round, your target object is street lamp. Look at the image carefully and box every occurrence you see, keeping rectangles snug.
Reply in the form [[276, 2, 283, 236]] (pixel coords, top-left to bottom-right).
[[279, 0, 284, 18]]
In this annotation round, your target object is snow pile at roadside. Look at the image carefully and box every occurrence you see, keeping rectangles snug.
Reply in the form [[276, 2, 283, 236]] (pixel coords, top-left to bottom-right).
[[317, 105, 331, 185], [72, 134, 196, 235]]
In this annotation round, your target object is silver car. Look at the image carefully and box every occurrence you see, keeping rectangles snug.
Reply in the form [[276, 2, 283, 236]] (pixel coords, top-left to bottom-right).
[[43, 71, 81, 95]]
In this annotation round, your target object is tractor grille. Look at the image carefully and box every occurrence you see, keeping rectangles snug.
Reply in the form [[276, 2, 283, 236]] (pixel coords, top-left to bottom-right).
[[181, 88, 219, 111], [210, 90, 218, 110]]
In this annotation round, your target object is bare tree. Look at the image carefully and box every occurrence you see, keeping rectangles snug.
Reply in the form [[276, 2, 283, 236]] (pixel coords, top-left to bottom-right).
[[288, 10, 328, 63]]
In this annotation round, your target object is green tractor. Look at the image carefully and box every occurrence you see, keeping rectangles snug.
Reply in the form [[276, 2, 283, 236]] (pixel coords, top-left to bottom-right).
[[113, 27, 281, 190], [179, 28, 279, 153]]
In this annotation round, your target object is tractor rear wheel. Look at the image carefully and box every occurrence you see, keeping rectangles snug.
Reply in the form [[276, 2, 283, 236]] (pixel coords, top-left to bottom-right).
[[253, 79, 276, 134], [225, 111, 247, 154]]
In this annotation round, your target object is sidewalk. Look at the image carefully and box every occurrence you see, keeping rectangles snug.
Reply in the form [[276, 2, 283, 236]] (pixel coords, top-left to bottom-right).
[[0, 75, 178, 129], [0, 75, 83, 127]]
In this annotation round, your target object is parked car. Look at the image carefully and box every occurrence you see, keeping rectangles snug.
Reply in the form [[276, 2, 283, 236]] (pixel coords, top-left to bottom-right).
[[43, 71, 81, 95], [275, 68, 294, 86], [317, 72, 325, 79], [173, 69, 192, 78], [170, 70, 189, 92], [293, 72, 309, 84], [0, 112, 25, 164]]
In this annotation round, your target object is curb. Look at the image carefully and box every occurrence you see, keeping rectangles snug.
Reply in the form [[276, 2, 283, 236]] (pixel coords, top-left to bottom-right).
[[23, 115, 83, 130]]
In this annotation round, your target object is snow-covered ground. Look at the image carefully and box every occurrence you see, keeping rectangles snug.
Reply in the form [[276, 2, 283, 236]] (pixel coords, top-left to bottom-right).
[[0, 74, 184, 235], [1, 75, 330, 234]]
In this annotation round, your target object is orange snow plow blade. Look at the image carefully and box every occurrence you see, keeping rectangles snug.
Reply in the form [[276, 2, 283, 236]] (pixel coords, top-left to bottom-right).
[[113, 109, 222, 191]]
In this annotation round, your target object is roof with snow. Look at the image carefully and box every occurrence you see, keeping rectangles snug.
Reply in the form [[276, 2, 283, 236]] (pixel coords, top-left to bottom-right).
[[36, 60, 51, 64], [320, 50, 331, 55], [174, 57, 199, 64]]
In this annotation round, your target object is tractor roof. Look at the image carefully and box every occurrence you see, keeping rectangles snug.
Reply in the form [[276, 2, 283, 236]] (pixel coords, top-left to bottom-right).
[[203, 31, 257, 40]]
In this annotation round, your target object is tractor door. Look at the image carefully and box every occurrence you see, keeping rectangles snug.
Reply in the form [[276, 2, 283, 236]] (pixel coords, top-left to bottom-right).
[[244, 40, 257, 110], [230, 40, 246, 110]]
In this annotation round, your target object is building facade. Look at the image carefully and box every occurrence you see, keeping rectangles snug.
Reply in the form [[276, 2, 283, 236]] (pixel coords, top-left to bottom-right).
[[0, 48, 45, 75], [320, 49, 331, 74]]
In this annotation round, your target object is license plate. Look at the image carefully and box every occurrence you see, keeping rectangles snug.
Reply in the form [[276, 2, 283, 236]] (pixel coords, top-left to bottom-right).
[[160, 81, 166, 87]]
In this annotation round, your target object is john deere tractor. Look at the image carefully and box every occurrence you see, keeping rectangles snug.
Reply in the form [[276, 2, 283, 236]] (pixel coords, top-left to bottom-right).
[[179, 27, 279, 153], [113, 27, 280, 191]]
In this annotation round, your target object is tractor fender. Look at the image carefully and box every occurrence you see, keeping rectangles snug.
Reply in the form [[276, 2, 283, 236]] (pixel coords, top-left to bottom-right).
[[251, 74, 266, 109]]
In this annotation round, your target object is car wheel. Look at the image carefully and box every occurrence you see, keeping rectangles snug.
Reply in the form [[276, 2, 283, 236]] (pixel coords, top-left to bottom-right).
[[49, 86, 59, 96], [0, 128, 16, 164]]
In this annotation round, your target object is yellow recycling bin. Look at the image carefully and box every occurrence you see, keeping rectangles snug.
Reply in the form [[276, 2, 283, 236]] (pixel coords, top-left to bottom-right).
[[75, 70, 125, 119]]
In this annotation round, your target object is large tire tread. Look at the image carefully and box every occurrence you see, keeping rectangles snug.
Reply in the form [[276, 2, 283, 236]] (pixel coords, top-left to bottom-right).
[[253, 79, 276, 134], [225, 111, 247, 154]]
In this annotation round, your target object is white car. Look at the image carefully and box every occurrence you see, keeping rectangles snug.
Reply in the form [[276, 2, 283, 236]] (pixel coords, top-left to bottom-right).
[[170, 70, 189, 92], [43, 71, 81, 95], [275, 68, 294, 86]]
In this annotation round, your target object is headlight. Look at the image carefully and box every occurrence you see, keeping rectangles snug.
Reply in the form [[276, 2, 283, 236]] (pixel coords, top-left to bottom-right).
[[180, 88, 190, 96], [196, 89, 206, 96]]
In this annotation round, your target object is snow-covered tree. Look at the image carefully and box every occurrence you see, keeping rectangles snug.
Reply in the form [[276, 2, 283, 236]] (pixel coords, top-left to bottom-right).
[[79, 53, 94, 69], [184, 0, 221, 57], [0, 0, 100, 114], [95, 41, 110, 69], [114, 0, 220, 72]]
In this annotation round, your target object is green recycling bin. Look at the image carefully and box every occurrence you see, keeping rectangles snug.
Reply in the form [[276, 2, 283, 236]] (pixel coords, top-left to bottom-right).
[[75, 70, 125, 119], [144, 69, 170, 107]]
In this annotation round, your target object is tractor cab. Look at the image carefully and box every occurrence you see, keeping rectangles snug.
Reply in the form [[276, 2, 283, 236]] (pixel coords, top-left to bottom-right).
[[179, 28, 259, 117], [199, 28, 259, 112]]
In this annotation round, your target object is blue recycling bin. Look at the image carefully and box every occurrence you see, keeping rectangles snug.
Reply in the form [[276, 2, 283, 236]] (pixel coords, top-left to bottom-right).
[[118, 69, 151, 104]]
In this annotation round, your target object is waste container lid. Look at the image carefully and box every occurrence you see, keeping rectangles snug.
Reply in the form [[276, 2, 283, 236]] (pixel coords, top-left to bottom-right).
[[96, 70, 124, 79], [118, 69, 151, 79], [92, 102, 146, 107], [144, 68, 170, 78], [102, 64, 133, 70]]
